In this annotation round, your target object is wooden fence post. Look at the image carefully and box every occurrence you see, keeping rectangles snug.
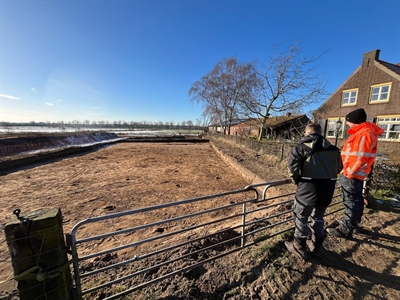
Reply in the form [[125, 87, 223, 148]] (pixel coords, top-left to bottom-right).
[[4, 208, 73, 300]]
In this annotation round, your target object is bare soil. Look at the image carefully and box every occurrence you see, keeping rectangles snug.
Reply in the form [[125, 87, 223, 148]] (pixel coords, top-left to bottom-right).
[[0, 136, 399, 300]]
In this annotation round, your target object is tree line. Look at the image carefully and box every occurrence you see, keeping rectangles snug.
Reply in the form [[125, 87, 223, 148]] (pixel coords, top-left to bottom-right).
[[0, 120, 206, 131], [188, 40, 328, 140]]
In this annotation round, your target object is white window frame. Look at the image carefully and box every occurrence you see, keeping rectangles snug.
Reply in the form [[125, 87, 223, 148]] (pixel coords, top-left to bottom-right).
[[369, 82, 391, 104], [326, 117, 344, 138], [342, 88, 358, 106], [377, 115, 400, 141]]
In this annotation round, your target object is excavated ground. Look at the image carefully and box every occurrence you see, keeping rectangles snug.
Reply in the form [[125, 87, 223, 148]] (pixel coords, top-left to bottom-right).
[[0, 135, 399, 300]]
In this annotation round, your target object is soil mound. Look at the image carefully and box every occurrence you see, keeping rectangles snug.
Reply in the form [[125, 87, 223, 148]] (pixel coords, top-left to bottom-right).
[[0, 132, 121, 171]]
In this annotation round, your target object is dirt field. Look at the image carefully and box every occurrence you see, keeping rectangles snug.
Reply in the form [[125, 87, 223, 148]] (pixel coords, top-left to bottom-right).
[[0, 137, 399, 299]]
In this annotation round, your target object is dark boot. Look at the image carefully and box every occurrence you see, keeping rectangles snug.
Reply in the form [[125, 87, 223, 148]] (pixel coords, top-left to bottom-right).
[[285, 237, 308, 260], [307, 236, 324, 257], [327, 225, 352, 238]]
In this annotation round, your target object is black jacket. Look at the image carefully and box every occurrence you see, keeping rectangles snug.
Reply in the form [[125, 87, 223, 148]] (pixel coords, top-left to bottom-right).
[[288, 134, 343, 206]]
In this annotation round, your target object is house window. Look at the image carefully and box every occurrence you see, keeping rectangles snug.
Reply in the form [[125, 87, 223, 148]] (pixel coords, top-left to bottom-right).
[[377, 115, 400, 141], [342, 89, 358, 106], [326, 118, 344, 138], [370, 83, 391, 103]]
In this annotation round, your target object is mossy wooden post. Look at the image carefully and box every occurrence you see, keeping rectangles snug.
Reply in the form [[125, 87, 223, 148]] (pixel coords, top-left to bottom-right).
[[5, 208, 73, 300]]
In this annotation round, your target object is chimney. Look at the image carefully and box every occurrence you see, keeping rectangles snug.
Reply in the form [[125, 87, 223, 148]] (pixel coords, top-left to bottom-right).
[[362, 49, 381, 68]]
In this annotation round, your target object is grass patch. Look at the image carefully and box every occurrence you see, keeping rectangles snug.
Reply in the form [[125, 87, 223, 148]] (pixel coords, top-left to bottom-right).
[[266, 266, 277, 279], [225, 287, 241, 296]]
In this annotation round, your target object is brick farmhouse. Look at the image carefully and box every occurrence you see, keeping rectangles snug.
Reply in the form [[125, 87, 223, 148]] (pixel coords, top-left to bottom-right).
[[313, 49, 400, 145]]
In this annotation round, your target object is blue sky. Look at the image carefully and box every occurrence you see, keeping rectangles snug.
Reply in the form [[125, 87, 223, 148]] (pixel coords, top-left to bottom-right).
[[1, 0, 399, 125]]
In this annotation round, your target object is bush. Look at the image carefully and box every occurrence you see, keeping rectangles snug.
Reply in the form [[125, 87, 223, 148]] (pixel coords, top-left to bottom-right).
[[371, 142, 400, 196], [371, 160, 400, 196]]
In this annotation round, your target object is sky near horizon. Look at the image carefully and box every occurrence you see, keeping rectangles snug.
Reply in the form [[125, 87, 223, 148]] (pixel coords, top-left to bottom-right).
[[1, 0, 399, 125]]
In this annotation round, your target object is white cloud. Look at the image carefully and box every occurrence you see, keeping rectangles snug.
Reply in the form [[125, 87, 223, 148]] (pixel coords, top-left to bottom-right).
[[58, 99, 62, 102], [31, 88, 36, 92], [0, 94, 21, 100], [45, 102, 54, 106]]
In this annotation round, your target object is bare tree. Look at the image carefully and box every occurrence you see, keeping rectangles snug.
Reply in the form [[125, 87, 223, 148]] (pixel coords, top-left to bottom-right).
[[189, 57, 257, 135], [242, 40, 328, 140]]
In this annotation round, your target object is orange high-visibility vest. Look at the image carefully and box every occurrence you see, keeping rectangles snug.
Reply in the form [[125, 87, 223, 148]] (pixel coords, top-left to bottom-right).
[[341, 122, 384, 180]]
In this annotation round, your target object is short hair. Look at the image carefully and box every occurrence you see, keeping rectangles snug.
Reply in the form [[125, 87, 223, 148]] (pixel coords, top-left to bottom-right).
[[305, 123, 322, 135]]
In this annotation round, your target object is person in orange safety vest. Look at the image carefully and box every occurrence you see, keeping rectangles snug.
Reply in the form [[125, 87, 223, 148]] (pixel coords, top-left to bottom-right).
[[327, 108, 384, 238]]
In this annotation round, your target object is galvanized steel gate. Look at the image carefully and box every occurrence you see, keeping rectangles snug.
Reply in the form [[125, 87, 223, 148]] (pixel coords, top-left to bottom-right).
[[68, 179, 342, 299]]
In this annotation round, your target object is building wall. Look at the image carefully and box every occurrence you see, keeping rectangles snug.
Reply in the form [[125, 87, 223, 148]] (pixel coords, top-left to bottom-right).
[[315, 50, 400, 121], [229, 122, 260, 137], [314, 50, 400, 144]]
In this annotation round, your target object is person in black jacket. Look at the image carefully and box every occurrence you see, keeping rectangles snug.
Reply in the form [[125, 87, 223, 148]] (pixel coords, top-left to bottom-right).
[[285, 123, 343, 259]]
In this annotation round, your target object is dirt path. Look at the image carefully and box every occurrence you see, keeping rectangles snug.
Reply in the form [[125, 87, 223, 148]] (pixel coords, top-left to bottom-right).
[[0, 139, 399, 300]]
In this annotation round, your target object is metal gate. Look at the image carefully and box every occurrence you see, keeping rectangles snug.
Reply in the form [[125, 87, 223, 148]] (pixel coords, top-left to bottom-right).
[[68, 179, 342, 299]]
